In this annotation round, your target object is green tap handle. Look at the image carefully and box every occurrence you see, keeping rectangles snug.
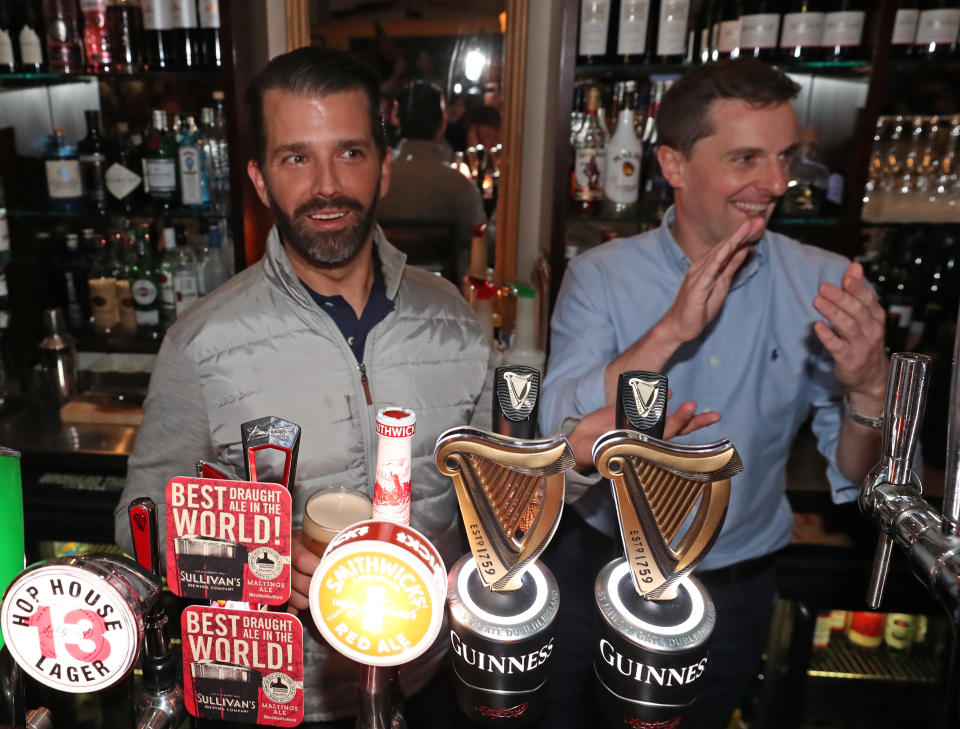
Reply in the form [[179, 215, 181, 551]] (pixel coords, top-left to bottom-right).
[[0, 448, 23, 651]]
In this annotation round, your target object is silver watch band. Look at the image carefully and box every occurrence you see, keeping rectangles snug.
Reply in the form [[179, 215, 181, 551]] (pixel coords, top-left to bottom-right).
[[843, 391, 884, 429]]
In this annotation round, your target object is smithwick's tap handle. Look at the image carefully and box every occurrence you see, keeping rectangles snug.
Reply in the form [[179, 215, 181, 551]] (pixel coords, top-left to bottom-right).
[[616, 370, 668, 438], [492, 364, 540, 439], [240, 416, 301, 489], [865, 353, 930, 609], [128, 497, 161, 579]]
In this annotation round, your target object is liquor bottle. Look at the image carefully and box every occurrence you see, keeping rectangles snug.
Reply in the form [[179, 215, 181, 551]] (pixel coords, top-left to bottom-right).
[[0, 0, 16, 73], [106, 0, 143, 72], [821, 0, 866, 60], [0, 179, 9, 270], [56, 232, 91, 332], [129, 225, 160, 338], [80, 0, 112, 72], [142, 108, 178, 208], [915, 0, 960, 58], [640, 79, 673, 220], [44, 129, 84, 211], [779, 128, 829, 216], [198, 222, 230, 294], [716, 0, 743, 58], [604, 92, 643, 214], [41, 0, 83, 73], [105, 122, 144, 212], [168, 0, 198, 69], [579, 0, 613, 63], [111, 230, 136, 335], [617, 0, 651, 62], [780, 0, 823, 60], [15, 0, 46, 72], [197, 0, 220, 69], [205, 92, 230, 214], [178, 115, 209, 209], [738, 0, 782, 59], [171, 225, 198, 316], [571, 86, 607, 214], [87, 233, 121, 335], [653, 0, 691, 62], [157, 224, 176, 324], [78, 109, 109, 214], [141, 0, 171, 69]]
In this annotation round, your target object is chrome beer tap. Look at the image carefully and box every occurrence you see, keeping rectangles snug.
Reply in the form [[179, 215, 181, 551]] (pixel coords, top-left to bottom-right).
[[128, 498, 186, 729]]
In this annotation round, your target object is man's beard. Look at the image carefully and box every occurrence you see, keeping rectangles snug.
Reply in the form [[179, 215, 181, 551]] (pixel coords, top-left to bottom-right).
[[267, 178, 380, 267]]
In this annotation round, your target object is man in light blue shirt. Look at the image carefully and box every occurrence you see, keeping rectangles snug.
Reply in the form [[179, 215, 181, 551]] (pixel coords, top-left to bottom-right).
[[540, 60, 888, 729]]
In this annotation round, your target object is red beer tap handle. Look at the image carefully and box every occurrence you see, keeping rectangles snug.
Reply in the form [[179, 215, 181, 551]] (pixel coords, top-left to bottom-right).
[[196, 459, 232, 480], [128, 497, 161, 578], [240, 416, 302, 489]]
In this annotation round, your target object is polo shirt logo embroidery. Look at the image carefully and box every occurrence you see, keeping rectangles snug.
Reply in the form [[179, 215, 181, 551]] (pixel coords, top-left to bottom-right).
[[503, 371, 534, 410], [629, 377, 662, 419]]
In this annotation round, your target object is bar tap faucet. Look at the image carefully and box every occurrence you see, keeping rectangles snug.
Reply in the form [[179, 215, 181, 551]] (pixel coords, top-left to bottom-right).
[[128, 498, 186, 729], [859, 317, 960, 726]]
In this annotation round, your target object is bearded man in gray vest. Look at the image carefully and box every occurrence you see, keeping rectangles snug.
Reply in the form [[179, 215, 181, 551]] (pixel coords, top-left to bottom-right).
[[114, 47, 491, 727]]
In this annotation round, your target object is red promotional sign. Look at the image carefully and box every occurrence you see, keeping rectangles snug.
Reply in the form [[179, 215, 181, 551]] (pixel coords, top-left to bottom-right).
[[182, 605, 304, 726], [165, 477, 292, 605]]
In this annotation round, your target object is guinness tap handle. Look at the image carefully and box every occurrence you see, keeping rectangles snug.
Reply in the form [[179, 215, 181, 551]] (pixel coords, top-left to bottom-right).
[[615, 371, 668, 438], [241, 416, 302, 489], [865, 353, 930, 609], [128, 497, 161, 580], [493, 365, 540, 439]]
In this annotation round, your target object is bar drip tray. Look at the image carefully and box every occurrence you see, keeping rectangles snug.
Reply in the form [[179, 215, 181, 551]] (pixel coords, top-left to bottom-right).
[[808, 642, 939, 683]]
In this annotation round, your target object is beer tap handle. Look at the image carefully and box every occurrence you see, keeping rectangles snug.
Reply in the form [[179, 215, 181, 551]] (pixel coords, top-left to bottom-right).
[[615, 370, 668, 438], [492, 365, 540, 439], [128, 497, 161, 580], [943, 299, 960, 537], [195, 459, 233, 480], [240, 416, 302, 489], [865, 352, 930, 609]]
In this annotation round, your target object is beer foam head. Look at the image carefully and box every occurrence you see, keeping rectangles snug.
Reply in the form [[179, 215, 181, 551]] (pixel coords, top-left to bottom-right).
[[303, 488, 371, 542]]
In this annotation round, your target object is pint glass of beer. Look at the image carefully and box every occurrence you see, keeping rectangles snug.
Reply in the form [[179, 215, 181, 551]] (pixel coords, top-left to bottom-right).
[[301, 486, 373, 558]]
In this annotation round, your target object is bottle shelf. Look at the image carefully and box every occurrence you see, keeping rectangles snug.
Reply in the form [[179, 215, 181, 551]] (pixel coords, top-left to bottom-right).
[[75, 333, 162, 355], [575, 58, 871, 80], [7, 207, 229, 221], [0, 69, 222, 86], [807, 640, 940, 684]]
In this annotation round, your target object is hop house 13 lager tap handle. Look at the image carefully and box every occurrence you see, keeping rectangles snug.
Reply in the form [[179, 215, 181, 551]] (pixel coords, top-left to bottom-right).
[[589, 370, 743, 728], [435, 366, 574, 726], [240, 416, 302, 489]]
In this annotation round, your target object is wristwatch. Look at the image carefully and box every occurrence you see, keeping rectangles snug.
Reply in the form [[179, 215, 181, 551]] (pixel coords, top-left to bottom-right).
[[843, 391, 883, 429]]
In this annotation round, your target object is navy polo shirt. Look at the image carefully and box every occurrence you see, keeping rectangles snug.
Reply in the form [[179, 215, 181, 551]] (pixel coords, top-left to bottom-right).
[[300, 251, 395, 361]]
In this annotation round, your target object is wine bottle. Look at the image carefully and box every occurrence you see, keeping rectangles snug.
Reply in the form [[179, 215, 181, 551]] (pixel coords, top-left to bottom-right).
[[0, 0, 15, 73], [821, 0, 866, 60], [80, 0, 112, 72], [716, 0, 743, 58], [169, 0, 199, 69], [890, 0, 920, 58], [579, 0, 614, 64], [738, 0, 782, 59], [653, 0, 691, 63], [914, 0, 960, 58], [617, 0, 651, 62], [42, 0, 84, 73], [141, 0, 171, 70], [15, 0, 46, 72], [197, 0, 221, 69], [780, 0, 824, 61], [106, 0, 143, 72]]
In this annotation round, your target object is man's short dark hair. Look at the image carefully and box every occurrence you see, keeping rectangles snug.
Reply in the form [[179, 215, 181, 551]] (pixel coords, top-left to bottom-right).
[[657, 59, 801, 156], [246, 46, 387, 165], [397, 81, 444, 141]]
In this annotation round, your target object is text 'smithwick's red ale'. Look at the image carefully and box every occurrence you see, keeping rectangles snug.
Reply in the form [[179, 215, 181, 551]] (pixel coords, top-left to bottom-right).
[[373, 408, 416, 525]]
